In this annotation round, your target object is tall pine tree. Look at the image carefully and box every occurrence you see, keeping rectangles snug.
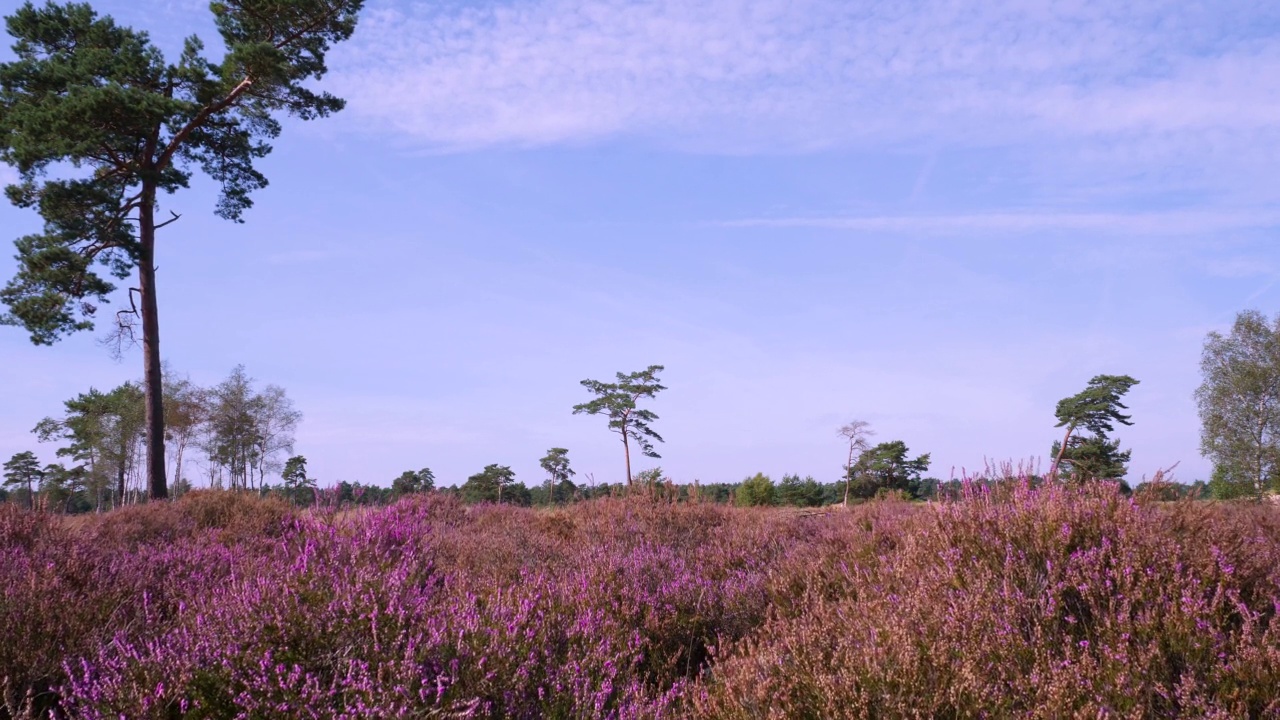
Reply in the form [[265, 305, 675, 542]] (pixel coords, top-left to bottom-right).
[[0, 0, 363, 499]]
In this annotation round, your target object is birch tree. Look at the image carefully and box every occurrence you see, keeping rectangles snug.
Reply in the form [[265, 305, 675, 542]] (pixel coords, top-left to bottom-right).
[[1196, 310, 1280, 497]]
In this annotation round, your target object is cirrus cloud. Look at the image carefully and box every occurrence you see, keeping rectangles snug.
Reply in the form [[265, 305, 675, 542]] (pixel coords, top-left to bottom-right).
[[329, 0, 1280, 154]]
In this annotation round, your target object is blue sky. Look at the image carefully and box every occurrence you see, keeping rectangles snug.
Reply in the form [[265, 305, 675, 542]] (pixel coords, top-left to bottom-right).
[[2, 0, 1279, 488]]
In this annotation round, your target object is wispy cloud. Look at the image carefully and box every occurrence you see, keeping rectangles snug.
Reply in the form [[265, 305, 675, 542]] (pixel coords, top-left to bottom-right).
[[718, 210, 1280, 235], [1206, 257, 1277, 279], [330, 0, 1280, 154]]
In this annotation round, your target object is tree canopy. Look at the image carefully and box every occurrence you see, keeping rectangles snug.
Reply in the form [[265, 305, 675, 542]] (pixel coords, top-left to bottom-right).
[[1195, 310, 1280, 497], [572, 365, 665, 485], [1050, 374, 1139, 481], [848, 440, 931, 500], [203, 366, 300, 492], [27, 367, 298, 507], [33, 382, 145, 507], [3, 450, 42, 506], [392, 468, 435, 497], [735, 473, 775, 507], [777, 473, 824, 507], [1051, 434, 1132, 482], [461, 464, 519, 505], [538, 448, 574, 505]]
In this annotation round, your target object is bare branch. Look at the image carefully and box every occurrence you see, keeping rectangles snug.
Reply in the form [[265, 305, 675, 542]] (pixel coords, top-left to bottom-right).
[[101, 288, 142, 359], [156, 77, 255, 172], [153, 211, 182, 230]]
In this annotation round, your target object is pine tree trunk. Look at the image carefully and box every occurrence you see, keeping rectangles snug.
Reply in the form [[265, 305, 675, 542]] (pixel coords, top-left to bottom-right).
[[139, 192, 168, 500], [1051, 424, 1075, 481]]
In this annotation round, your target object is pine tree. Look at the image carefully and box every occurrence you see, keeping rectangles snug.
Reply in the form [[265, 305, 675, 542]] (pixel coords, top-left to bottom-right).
[[0, 0, 364, 499]]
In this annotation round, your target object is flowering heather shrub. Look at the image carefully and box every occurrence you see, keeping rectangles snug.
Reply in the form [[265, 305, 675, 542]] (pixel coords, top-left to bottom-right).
[[87, 490, 299, 547], [695, 482, 1280, 719], [1, 484, 1279, 718]]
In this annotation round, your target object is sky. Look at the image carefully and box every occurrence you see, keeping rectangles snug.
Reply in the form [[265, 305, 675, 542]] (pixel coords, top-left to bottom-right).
[[2, 0, 1279, 489]]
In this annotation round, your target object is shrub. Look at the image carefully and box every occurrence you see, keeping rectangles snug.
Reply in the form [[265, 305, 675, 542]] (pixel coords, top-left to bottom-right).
[[694, 481, 1280, 718], [88, 490, 297, 547], [1, 485, 1278, 718], [735, 473, 775, 507]]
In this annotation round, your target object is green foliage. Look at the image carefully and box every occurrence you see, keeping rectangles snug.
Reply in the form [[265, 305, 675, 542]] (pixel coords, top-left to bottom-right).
[[1207, 465, 1260, 500], [690, 482, 737, 504], [280, 455, 315, 504], [915, 477, 942, 500], [1050, 434, 1132, 481], [530, 478, 580, 506], [504, 482, 533, 507], [553, 477, 578, 503], [460, 464, 517, 504], [170, 475, 194, 498], [735, 473, 775, 507], [0, 0, 364, 342], [391, 467, 434, 497], [1051, 374, 1139, 481], [634, 466, 666, 490], [162, 372, 207, 490], [3, 450, 43, 505], [1053, 374, 1140, 436], [776, 473, 825, 507], [572, 365, 665, 484], [33, 381, 145, 509], [848, 440, 931, 500], [328, 480, 394, 506], [1195, 310, 1280, 498], [27, 370, 299, 510], [282, 455, 310, 488], [539, 448, 574, 483], [40, 462, 91, 512], [204, 365, 300, 491], [538, 448, 574, 505]]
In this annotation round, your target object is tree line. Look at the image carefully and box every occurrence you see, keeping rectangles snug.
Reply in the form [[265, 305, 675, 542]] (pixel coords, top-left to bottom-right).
[[8, 310, 1280, 511], [2, 366, 298, 511], [9, 308, 1280, 510]]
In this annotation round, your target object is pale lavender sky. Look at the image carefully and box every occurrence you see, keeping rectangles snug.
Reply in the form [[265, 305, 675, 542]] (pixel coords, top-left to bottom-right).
[[3, 0, 1279, 488]]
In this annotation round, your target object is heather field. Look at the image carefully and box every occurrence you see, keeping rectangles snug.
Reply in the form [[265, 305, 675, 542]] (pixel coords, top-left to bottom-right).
[[3, 484, 1280, 719]]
